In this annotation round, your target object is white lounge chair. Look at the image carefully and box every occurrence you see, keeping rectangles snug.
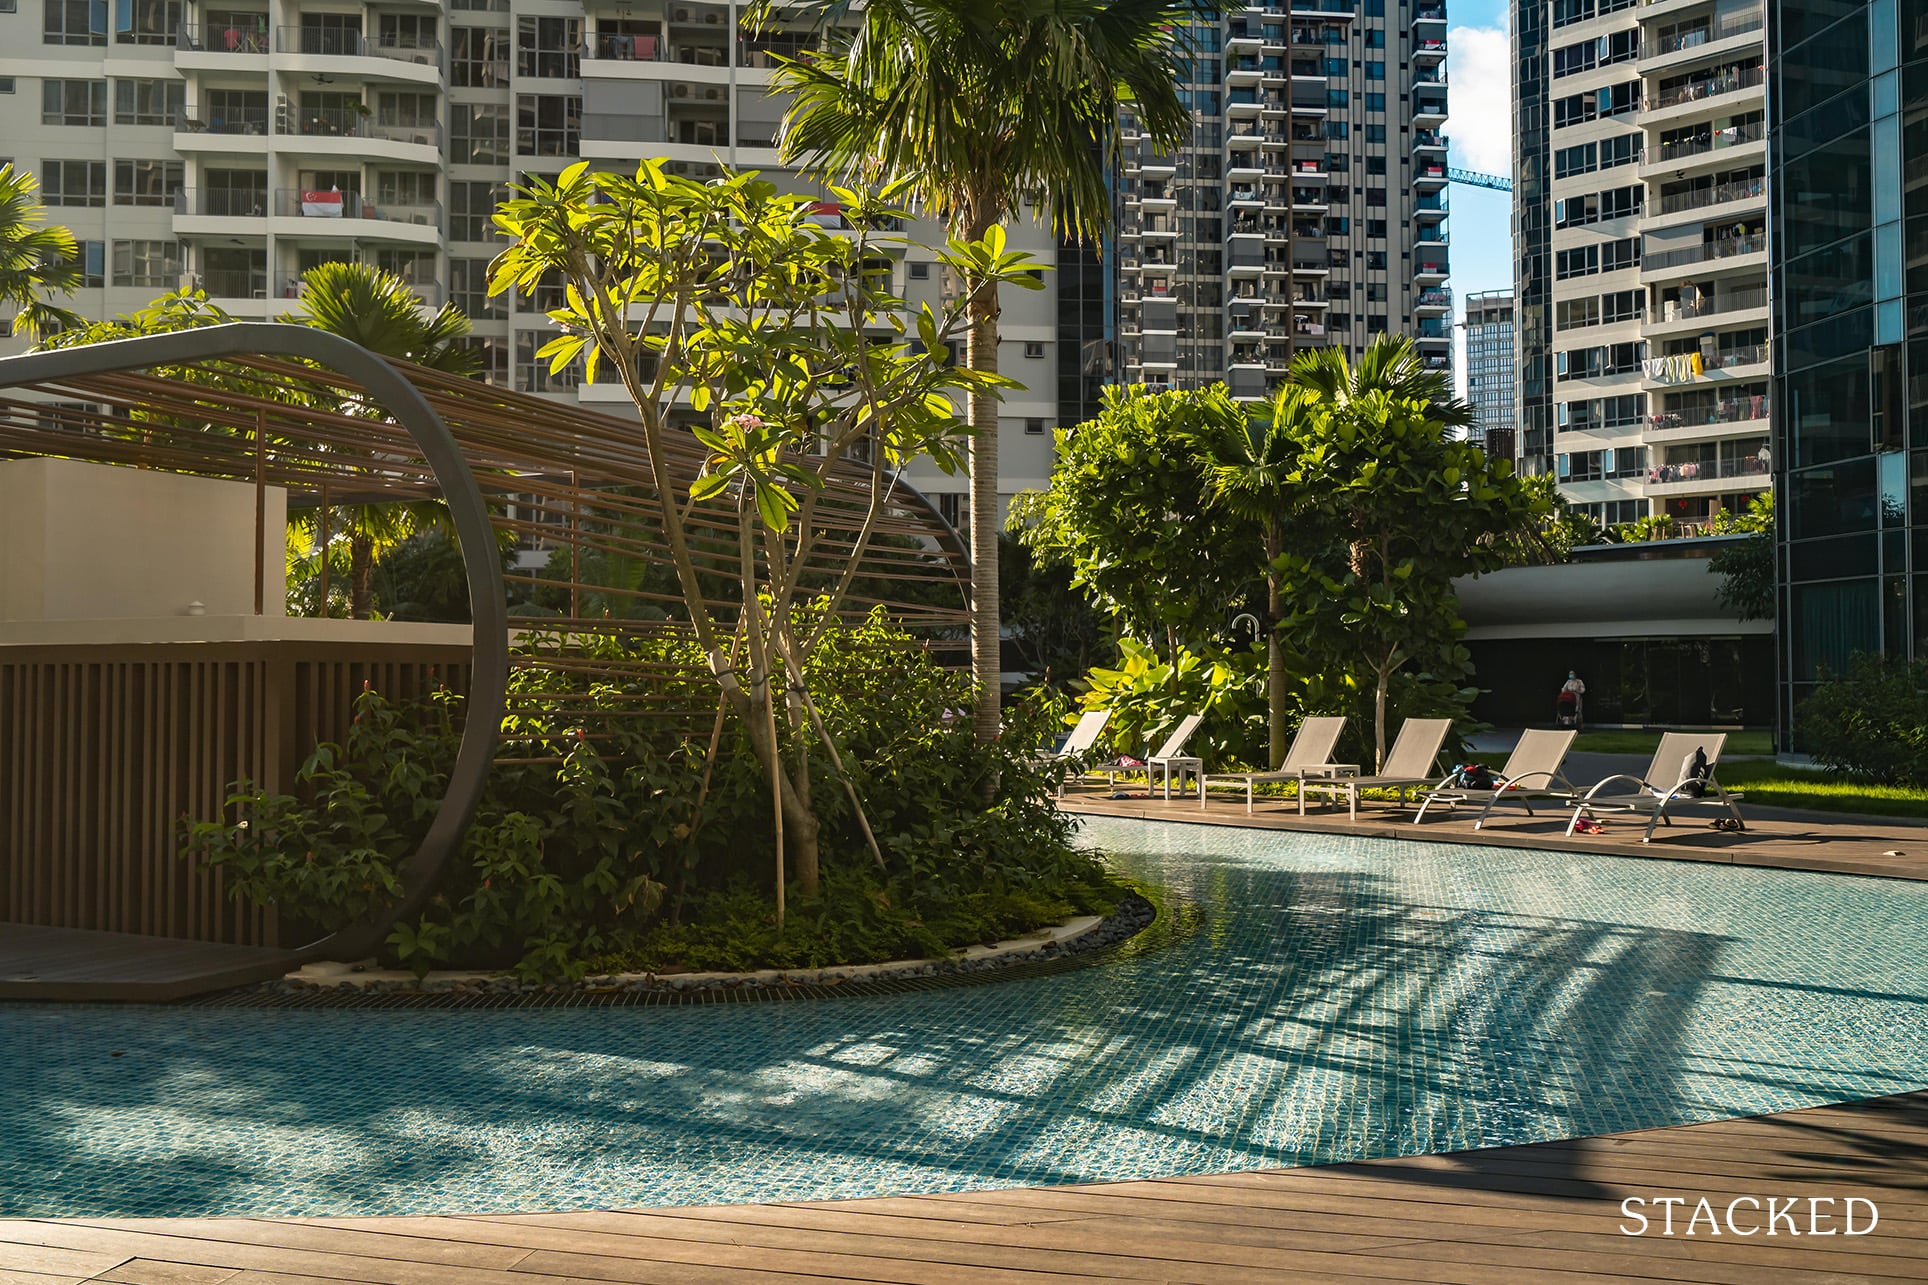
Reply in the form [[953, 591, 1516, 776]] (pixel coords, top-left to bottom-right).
[[1412, 727, 1578, 827], [1197, 715, 1355, 813], [1034, 709, 1112, 797], [1079, 713, 1206, 799], [1301, 718, 1454, 821], [1146, 713, 1207, 799], [1566, 731, 1746, 842]]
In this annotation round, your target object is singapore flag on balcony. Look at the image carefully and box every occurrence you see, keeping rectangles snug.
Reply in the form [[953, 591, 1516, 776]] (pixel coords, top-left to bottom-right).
[[302, 189, 344, 218]]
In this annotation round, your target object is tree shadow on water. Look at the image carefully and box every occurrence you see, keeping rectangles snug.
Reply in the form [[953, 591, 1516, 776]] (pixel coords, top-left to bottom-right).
[[2, 851, 1911, 1218]]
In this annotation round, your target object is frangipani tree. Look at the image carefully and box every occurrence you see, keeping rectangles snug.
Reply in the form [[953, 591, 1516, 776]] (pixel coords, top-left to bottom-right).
[[491, 162, 1037, 909], [764, 0, 1222, 747]]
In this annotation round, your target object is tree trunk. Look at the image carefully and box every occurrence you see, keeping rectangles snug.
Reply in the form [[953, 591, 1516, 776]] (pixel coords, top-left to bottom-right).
[[348, 531, 374, 620], [1264, 519, 1288, 767], [1373, 667, 1389, 774], [965, 247, 1002, 749]]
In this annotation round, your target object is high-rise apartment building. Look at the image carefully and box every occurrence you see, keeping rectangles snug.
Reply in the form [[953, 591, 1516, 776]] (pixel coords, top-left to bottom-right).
[[0, 0, 1070, 525], [1463, 288, 1514, 449], [1114, 0, 1453, 403], [1771, 0, 1927, 724], [1513, 0, 1769, 530]]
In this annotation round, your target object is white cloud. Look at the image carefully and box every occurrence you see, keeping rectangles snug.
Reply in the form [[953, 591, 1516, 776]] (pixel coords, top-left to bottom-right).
[[1446, 23, 1512, 180]]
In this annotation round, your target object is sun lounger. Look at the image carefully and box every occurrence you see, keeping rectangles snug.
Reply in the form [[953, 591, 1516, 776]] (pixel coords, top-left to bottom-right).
[[1412, 727, 1578, 826], [1197, 715, 1355, 813], [1077, 713, 1205, 799], [1301, 718, 1454, 821], [1565, 731, 1746, 842], [1033, 709, 1111, 797]]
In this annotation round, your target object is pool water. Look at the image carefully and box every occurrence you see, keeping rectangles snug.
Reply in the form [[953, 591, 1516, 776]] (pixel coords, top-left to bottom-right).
[[2, 816, 1923, 1217]]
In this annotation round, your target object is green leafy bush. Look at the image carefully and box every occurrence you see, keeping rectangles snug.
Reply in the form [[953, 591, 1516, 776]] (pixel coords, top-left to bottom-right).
[[1794, 653, 1928, 786], [183, 609, 1118, 979], [1074, 637, 1265, 765]]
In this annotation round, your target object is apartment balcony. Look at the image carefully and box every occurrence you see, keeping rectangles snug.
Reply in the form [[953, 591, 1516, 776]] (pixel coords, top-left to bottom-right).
[[1414, 259, 1450, 284], [1411, 5, 1447, 34], [195, 266, 271, 304], [1286, 158, 1327, 182], [1415, 321, 1452, 343], [1413, 130, 1449, 156], [1415, 192, 1449, 216], [174, 21, 269, 69], [1227, 186, 1265, 209], [1646, 173, 1766, 230], [1647, 284, 1769, 337], [1416, 220, 1449, 250], [1292, 0, 1357, 19], [274, 27, 444, 84], [1412, 98, 1448, 127], [1412, 35, 1448, 64], [1642, 342, 1771, 388], [1644, 451, 1772, 493], [281, 107, 444, 164], [173, 188, 269, 219], [1641, 63, 1765, 129], [270, 189, 443, 242], [1415, 287, 1452, 314], [1414, 164, 1449, 194], [1640, 233, 1767, 283], [1645, 396, 1771, 438], [1639, 8, 1765, 75], [1226, 58, 1265, 86], [173, 104, 270, 152], [1226, 28, 1265, 52], [1642, 120, 1766, 178]]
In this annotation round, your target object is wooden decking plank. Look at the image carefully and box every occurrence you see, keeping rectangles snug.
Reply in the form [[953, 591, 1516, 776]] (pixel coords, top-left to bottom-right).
[[74, 1221, 532, 1271], [1341, 1230, 1913, 1285], [507, 1240, 1125, 1285], [0, 1242, 125, 1277], [455, 1206, 1445, 1279], [87, 1260, 240, 1285], [0, 1271, 88, 1285], [0, 1224, 543, 1285], [504, 1196, 1928, 1278]]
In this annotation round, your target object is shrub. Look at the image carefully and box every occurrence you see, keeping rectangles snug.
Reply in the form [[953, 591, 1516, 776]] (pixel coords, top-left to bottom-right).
[[1795, 653, 1928, 786], [183, 609, 1117, 978]]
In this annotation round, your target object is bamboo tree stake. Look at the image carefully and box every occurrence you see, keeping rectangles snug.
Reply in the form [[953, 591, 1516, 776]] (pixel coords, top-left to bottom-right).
[[777, 640, 886, 873]]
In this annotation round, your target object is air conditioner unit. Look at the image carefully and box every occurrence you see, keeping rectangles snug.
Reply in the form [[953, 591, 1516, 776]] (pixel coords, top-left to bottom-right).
[[671, 82, 690, 97], [703, 10, 719, 21], [700, 85, 720, 100], [672, 6, 691, 20]]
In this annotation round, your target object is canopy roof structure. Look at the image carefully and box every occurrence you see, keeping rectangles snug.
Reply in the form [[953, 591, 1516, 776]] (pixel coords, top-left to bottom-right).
[[0, 322, 969, 998]]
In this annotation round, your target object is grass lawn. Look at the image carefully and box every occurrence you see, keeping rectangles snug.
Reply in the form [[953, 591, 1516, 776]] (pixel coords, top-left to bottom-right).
[[1710, 761, 1928, 819], [1569, 728, 1776, 756]]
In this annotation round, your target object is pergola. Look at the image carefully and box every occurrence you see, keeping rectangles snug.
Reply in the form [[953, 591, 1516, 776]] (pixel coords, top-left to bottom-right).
[[0, 322, 969, 998]]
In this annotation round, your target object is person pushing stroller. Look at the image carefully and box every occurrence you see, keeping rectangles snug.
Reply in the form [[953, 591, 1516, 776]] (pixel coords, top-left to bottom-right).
[[1556, 671, 1586, 729]]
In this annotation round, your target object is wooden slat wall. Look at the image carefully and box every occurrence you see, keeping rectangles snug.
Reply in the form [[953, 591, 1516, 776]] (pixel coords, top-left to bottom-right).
[[0, 642, 470, 947]]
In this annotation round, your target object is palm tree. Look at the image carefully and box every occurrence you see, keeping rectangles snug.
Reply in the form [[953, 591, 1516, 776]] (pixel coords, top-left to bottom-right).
[[1209, 335, 1476, 764], [280, 261, 479, 619], [767, 0, 1220, 745], [0, 164, 85, 340]]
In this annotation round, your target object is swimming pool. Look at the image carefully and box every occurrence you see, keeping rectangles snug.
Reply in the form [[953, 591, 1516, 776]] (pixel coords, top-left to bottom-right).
[[2, 817, 1923, 1217]]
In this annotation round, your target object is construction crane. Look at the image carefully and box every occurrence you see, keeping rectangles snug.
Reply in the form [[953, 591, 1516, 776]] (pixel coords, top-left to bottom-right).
[[1449, 168, 1513, 193]]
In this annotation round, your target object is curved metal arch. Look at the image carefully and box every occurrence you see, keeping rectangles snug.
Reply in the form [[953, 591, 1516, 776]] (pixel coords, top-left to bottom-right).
[[0, 322, 509, 963]]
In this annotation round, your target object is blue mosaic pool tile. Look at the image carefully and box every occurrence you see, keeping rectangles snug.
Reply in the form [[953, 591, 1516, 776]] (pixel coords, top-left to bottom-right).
[[1, 815, 1924, 1217]]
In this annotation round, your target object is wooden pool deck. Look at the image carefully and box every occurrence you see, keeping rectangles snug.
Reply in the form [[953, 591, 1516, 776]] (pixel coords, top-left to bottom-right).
[[0, 923, 296, 1002], [1059, 790, 1928, 883], [0, 1090, 1921, 1284]]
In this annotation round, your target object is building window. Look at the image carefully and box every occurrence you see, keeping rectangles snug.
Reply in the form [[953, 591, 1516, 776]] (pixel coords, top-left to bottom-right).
[[1024, 341, 1045, 358], [116, 0, 180, 44], [516, 15, 580, 78], [516, 94, 579, 158], [1365, 123, 1386, 143], [1365, 91, 1385, 112], [448, 180, 506, 241], [451, 27, 508, 87], [73, 239, 104, 287], [909, 262, 930, 279], [1025, 418, 1045, 435], [514, 329, 580, 393], [111, 239, 180, 287], [936, 493, 964, 528], [113, 78, 183, 126], [113, 159, 180, 206], [450, 104, 511, 167], [449, 257, 504, 319], [41, 159, 105, 206], [43, 0, 105, 45], [42, 78, 106, 125]]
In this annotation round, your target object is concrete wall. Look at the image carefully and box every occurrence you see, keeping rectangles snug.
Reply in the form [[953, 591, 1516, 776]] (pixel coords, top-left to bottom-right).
[[0, 458, 287, 622]]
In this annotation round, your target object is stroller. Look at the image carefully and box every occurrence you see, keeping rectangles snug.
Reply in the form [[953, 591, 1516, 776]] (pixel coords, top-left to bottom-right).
[[1555, 689, 1581, 728]]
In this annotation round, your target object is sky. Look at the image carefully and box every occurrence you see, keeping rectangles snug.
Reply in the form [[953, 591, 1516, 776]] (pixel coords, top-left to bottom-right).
[[1444, 0, 1514, 391]]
